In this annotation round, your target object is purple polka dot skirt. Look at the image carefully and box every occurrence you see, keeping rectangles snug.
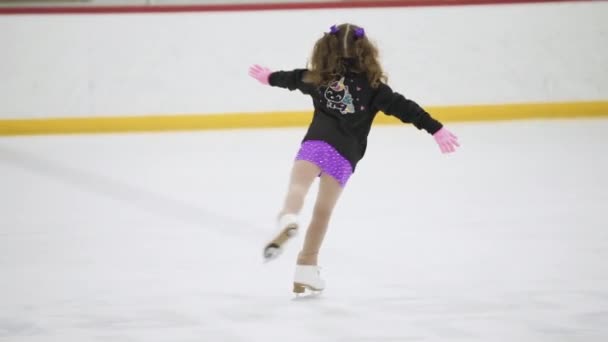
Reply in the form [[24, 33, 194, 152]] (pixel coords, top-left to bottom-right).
[[295, 140, 353, 187]]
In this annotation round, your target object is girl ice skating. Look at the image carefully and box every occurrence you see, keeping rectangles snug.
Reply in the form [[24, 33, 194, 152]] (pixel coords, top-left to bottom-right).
[[248, 23, 459, 295]]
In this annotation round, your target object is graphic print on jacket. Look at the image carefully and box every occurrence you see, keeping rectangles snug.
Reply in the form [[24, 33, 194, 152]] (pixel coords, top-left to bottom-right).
[[324, 77, 355, 115]]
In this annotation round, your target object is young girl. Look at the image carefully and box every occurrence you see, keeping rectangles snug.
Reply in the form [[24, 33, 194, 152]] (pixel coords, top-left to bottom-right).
[[249, 23, 459, 294]]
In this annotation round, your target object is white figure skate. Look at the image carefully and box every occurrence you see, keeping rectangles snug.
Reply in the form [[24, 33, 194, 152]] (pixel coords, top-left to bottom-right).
[[293, 265, 325, 295], [263, 213, 299, 262]]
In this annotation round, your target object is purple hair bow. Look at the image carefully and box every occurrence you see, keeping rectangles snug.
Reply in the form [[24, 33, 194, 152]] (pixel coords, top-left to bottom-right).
[[329, 24, 365, 38], [354, 27, 365, 38]]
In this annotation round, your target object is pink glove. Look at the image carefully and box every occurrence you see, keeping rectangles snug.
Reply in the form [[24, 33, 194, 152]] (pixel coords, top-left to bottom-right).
[[433, 127, 460, 154], [248, 64, 272, 85]]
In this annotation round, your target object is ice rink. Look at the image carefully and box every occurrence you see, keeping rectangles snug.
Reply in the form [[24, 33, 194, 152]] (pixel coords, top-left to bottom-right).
[[1, 118, 607, 341]]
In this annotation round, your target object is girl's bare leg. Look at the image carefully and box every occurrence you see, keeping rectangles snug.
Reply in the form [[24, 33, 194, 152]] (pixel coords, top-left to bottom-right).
[[279, 160, 321, 217], [297, 172, 344, 266], [264, 160, 321, 261]]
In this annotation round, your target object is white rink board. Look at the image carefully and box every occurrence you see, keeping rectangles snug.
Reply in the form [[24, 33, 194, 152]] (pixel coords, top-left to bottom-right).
[[1, 1, 607, 118]]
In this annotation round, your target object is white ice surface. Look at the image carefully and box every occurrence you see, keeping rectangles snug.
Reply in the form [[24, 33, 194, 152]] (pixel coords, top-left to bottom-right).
[[1, 119, 607, 341]]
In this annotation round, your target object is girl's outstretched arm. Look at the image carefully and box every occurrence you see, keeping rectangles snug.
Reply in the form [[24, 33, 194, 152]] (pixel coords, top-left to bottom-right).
[[248, 65, 313, 94], [373, 83, 460, 153], [248, 64, 272, 85], [373, 83, 441, 133]]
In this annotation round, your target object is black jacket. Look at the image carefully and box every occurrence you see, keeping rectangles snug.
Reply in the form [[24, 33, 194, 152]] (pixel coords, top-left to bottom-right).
[[268, 68, 443, 171]]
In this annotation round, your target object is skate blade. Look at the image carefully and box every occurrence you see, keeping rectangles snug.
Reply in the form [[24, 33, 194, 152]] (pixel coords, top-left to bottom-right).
[[262, 226, 297, 262], [292, 282, 323, 297], [263, 245, 281, 262]]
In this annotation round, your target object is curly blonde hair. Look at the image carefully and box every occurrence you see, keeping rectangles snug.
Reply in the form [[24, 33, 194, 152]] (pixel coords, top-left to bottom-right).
[[306, 23, 387, 88]]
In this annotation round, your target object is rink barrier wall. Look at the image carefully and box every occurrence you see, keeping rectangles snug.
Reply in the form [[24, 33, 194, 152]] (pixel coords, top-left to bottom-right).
[[1, 101, 607, 136], [2, 1, 606, 129]]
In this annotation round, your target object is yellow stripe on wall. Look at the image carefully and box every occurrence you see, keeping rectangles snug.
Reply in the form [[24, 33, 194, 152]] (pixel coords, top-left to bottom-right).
[[1, 101, 607, 136]]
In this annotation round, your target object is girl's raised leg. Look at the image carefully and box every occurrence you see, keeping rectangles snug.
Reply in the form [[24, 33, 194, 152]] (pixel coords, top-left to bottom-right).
[[264, 160, 320, 261]]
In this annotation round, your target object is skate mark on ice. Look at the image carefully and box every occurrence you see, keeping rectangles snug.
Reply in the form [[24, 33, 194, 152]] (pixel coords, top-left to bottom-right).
[[342, 337, 421, 342], [0, 319, 45, 338], [0, 145, 257, 238], [75, 310, 202, 330], [576, 311, 608, 325], [289, 295, 364, 320]]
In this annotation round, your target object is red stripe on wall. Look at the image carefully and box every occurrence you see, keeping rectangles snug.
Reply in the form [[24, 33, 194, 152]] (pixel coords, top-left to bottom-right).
[[0, 0, 595, 15]]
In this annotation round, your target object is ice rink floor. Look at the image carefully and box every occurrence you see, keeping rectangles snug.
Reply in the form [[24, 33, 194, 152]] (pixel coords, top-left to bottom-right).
[[1, 118, 607, 341]]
